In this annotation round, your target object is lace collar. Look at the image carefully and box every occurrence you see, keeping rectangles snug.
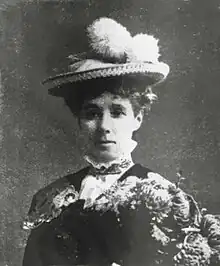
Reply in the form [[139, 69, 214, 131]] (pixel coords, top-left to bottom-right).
[[84, 139, 137, 175]]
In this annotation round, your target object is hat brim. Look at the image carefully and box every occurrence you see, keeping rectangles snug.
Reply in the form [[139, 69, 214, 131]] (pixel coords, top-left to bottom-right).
[[43, 62, 169, 97]]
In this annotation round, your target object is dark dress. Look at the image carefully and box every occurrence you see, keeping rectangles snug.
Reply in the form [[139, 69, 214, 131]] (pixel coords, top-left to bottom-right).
[[22, 164, 220, 266]]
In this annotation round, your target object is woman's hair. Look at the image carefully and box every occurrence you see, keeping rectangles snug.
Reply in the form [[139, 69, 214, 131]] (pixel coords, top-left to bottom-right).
[[61, 76, 158, 117]]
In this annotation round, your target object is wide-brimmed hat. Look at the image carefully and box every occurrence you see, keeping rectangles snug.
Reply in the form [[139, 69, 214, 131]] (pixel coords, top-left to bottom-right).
[[42, 17, 170, 91]]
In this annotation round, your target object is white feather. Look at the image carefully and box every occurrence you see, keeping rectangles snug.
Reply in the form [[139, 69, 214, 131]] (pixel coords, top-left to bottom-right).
[[87, 17, 132, 60], [129, 33, 160, 63]]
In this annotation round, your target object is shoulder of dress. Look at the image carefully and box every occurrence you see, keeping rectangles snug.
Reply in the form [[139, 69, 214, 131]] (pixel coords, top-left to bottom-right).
[[23, 167, 89, 230], [130, 164, 175, 187], [145, 171, 175, 188], [133, 169, 177, 193]]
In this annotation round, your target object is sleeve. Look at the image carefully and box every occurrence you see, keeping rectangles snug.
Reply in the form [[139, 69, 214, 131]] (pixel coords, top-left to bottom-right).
[[22, 177, 82, 266], [22, 226, 44, 266], [22, 193, 52, 266], [22, 217, 70, 266]]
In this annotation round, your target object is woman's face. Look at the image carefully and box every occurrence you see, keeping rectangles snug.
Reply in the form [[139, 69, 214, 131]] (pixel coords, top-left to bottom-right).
[[78, 92, 143, 163]]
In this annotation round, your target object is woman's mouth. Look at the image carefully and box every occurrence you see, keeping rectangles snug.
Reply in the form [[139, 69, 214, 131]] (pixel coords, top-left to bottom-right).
[[96, 140, 116, 146]]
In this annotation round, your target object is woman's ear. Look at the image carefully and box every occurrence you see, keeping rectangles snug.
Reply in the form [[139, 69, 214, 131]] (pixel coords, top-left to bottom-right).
[[133, 111, 144, 131]]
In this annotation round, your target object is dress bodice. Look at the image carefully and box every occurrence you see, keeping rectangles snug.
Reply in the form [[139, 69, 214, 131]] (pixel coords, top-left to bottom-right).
[[44, 165, 159, 266], [22, 164, 220, 266]]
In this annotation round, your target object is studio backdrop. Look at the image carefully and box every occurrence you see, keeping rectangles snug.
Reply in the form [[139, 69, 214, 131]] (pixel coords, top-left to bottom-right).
[[0, 0, 220, 265]]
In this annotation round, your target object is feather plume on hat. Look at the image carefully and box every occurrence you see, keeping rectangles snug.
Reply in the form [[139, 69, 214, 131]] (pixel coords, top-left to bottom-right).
[[87, 17, 133, 63], [87, 17, 161, 64], [129, 33, 160, 63]]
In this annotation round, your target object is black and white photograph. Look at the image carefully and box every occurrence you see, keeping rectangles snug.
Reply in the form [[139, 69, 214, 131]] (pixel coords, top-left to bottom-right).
[[1, 1, 220, 265]]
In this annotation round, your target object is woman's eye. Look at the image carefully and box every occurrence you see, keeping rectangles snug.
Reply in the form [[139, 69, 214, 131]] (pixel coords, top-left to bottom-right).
[[81, 109, 101, 120], [111, 109, 126, 118]]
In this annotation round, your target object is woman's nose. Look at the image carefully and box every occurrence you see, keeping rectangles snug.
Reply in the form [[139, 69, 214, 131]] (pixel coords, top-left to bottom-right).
[[99, 112, 113, 133]]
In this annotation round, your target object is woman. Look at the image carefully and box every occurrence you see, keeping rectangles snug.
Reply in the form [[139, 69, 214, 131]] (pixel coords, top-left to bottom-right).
[[22, 17, 220, 266]]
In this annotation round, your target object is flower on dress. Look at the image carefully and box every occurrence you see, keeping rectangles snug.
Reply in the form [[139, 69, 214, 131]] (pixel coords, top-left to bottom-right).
[[151, 224, 170, 246], [52, 185, 79, 209]]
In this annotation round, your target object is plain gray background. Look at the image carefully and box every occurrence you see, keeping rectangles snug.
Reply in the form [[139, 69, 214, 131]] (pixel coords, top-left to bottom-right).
[[0, 0, 220, 265]]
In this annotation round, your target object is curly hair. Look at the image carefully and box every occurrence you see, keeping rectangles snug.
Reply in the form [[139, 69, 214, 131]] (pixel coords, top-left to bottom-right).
[[59, 76, 158, 117]]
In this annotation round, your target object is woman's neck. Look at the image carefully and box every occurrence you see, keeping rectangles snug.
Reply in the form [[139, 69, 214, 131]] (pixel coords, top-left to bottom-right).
[[84, 154, 133, 168]]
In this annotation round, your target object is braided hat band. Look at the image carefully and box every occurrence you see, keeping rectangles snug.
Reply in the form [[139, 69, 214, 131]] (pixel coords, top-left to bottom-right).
[[43, 61, 169, 87], [43, 17, 170, 89]]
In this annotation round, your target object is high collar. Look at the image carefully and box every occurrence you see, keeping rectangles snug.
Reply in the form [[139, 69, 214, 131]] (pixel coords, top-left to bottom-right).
[[84, 139, 137, 175]]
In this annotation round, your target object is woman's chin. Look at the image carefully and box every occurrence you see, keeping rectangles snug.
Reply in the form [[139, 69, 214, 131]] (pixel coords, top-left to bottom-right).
[[93, 150, 120, 163]]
